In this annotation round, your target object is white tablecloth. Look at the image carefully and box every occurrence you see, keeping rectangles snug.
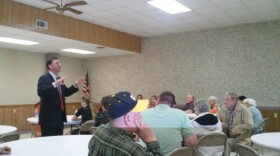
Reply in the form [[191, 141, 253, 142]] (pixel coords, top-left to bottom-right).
[[27, 115, 81, 125], [0, 135, 92, 156], [251, 132, 280, 152], [0, 125, 17, 135]]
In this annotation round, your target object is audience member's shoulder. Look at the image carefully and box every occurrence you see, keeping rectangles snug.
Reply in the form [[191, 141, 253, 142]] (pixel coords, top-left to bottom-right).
[[171, 107, 186, 114], [172, 104, 185, 110]]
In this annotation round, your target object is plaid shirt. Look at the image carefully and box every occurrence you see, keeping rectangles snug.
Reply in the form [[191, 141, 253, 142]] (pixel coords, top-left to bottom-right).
[[88, 124, 163, 156]]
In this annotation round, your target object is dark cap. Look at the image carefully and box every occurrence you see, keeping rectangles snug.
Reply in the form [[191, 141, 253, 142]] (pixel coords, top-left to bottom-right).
[[107, 91, 137, 119]]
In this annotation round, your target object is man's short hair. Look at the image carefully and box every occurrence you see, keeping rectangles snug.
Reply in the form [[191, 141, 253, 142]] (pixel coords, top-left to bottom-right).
[[46, 56, 59, 70], [159, 91, 175, 105]]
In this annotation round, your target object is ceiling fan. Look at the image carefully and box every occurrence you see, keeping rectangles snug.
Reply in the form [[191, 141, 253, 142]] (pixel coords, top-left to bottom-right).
[[42, 0, 87, 15]]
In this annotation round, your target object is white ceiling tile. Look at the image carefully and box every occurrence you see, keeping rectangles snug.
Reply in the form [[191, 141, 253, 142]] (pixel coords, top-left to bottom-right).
[[186, 0, 216, 9], [4, 0, 280, 57], [242, 0, 275, 8], [210, 0, 242, 5]]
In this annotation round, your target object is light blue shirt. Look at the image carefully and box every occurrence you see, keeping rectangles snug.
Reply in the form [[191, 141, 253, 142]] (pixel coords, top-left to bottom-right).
[[249, 106, 263, 133], [141, 104, 194, 156]]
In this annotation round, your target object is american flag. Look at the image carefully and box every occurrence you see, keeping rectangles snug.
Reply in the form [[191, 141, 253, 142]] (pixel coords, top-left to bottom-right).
[[83, 70, 90, 97]]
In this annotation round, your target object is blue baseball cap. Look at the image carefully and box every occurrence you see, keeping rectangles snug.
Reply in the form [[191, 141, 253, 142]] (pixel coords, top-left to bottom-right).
[[107, 91, 137, 119]]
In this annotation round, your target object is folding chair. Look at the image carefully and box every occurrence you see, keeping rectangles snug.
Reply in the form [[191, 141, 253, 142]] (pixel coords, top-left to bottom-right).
[[195, 133, 227, 156], [236, 143, 260, 156], [0, 133, 20, 143], [251, 118, 269, 135], [79, 120, 95, 134], [170, 147, 194, 156]]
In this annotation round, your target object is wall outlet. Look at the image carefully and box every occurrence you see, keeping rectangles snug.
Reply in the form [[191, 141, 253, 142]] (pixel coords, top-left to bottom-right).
[[274, 113, 278, 118], [13, 108, 16, 113]]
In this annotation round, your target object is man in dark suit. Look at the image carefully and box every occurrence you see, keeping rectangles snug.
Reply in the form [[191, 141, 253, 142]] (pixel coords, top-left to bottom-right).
[[37, 56, 85, 136]]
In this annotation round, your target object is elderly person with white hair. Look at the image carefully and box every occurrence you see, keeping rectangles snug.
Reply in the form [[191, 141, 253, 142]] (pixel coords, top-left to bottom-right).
[[208, 96, 220, 114], [243, 98, 264, 134], [192, 99, 223, 156]]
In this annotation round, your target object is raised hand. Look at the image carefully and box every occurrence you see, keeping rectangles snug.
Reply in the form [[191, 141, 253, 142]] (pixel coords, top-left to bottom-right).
[[75, 76, 86, 86]]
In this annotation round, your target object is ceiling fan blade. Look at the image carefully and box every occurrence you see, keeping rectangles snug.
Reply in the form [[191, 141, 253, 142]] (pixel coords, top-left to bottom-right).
[[42, 0, 59, 6], [44, 6, 57, 10], [67, 7, 83, 15], [65, 1, 87, 7]]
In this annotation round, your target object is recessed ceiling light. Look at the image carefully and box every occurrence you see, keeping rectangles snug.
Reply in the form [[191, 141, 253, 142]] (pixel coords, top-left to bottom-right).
[[61, 48, 95, 54], [0, 37, 39, 45], [147, 0, 191, 14]]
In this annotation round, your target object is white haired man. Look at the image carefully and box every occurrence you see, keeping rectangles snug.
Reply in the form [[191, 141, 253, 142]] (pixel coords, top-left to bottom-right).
[[217, 92, 253, 155]]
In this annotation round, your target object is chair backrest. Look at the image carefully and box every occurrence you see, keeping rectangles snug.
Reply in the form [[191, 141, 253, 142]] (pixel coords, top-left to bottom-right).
[[197, 133, 227, 146], [236, 143, 260, 156], [195, 133, 227, 156], [236, 129, 251, 143], [90, 127, 98, 134], [0, 133, 20, 143], [170, 147, 194, 156], [253, 118, 269, 134], [79, 120, 95, 134]]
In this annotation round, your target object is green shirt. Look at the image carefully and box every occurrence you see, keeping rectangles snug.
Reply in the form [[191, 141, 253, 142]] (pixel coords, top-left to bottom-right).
[[88, 124, 163, 156], [141, 104, 195, 155]]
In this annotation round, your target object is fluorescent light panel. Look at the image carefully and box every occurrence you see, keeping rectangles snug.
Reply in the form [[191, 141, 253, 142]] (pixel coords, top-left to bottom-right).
[[148, 0, 191, 14], [0, 37, 39, 45], [61, 48, 95, 54]]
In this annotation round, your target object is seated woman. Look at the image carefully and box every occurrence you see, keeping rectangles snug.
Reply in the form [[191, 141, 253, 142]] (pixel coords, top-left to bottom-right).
[[192, 99, 223, 156], [208, 96, 220, 114], [94, 95, 110, 127], [71, 96, 92, 134], [243, 98, 264, 134], [148, 95, 158, 108]]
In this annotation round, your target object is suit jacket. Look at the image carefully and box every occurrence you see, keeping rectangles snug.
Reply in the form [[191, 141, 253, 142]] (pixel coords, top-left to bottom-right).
[[37, 72, 78, 127]]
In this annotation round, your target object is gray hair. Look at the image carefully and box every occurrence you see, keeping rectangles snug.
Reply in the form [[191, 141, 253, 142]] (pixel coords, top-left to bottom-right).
[[194, 99, 210, 113], [225, 92, 238, 101], [208, 96, 217, 102]]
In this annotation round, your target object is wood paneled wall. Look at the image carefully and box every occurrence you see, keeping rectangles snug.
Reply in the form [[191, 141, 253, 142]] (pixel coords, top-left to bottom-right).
[[258, 107, 280, 132], [0, 0, 141, 53], [1, 104, 279, 132], [0, 103, 80, 132]]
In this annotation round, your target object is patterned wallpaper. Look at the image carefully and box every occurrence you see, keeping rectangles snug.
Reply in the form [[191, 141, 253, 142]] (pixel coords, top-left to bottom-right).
[[86, 20, 280, 106]]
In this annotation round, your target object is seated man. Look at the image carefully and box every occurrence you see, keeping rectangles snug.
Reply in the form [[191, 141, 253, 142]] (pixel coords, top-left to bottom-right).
[[192, 99, 223, 156], [88, 91, 163, 156], [141, 91, 197, 155], [217, 92, 253, 155], [183, 94, 195, 113]]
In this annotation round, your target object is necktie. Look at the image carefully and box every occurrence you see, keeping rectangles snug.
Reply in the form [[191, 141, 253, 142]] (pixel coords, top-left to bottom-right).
[[57, 76, 64, 112], [227, 110, 234, 136]]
